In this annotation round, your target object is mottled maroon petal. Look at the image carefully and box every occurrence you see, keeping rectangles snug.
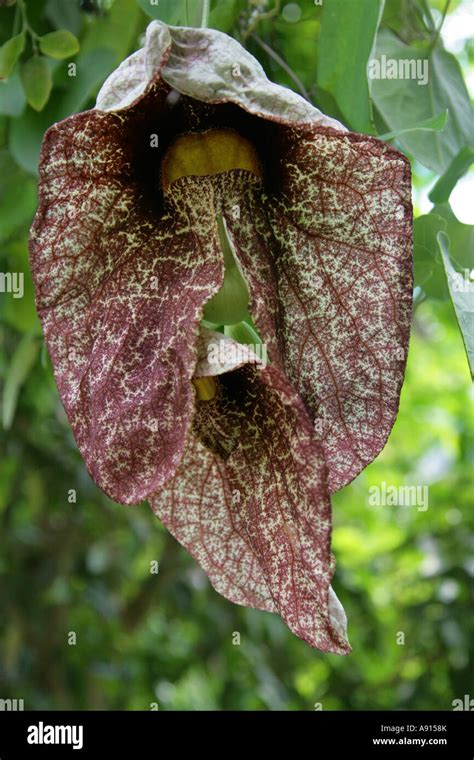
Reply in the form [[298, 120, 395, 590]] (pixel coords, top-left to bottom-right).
[[150, 333, 350, 654], [29, 109, 225, 504], [228, 127, 413, 492]]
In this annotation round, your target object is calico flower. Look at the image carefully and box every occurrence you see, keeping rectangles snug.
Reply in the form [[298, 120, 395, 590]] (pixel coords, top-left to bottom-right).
[[29, 21, 412, 652], [153, 328, 350, 653]]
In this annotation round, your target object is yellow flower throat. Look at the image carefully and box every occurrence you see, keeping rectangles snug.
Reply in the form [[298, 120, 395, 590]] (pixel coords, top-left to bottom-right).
[[161, 128, 261, 190]]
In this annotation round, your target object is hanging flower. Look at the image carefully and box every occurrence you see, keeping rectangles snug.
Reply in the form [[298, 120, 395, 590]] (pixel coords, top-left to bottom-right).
[[152, 328, 350, 653], [29, 21, 412, 652]]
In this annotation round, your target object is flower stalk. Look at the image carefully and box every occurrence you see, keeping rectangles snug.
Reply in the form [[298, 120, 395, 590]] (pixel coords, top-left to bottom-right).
[[200, 0, 210, 28]]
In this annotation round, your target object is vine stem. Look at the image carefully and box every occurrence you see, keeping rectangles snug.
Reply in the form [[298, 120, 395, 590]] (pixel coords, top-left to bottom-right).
[[200, 0, 210, 28], [251, 33, 311, 102], [18, 0, 39, 53], [430, 0, 451, 52], [242, 0, 281, 42], [12, 0, 21, 36]]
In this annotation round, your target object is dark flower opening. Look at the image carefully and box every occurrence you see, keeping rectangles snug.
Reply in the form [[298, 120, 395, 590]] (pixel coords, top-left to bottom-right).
[[113, 83, 286, 220]]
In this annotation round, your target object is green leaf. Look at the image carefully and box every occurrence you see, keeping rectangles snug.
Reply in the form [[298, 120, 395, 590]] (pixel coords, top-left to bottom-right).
[[209, 0, 244, 32], [274, 17, 319, 95], [2, 334, 40, 430], [137, 0, 186, 25], [54, 48, 117, 119], [9, 46, 116, 176], [20, 56, 52, 111], [0, 66, 26, 116], [0, 150, 37, 242], [81, 0, 142, 62], [433, 203, 474, 272], [371, 30, 474, 174], [0, 32, 25, 80], [1, 240, 41, 335], [317, 0, 384, 133], [381, 0, 432, 42], [378, 109, 448, 141], [437, 231, 474, 379], [9, 106, 52, 174], [45, 0, 82, 35], [39, 30, 80, 60], [429, 147, 474, 205], [413, 213, 448, 300]]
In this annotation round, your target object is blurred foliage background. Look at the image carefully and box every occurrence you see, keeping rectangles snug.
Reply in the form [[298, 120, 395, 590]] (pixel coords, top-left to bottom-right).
[[0, 0, 473, 710]]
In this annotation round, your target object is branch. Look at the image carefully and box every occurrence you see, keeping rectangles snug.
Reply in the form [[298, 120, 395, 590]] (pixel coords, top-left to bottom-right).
[[250, 33, 311, 102]]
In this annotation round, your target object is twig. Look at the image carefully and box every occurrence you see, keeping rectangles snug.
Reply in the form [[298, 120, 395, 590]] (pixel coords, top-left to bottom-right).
[[430, 0, 451, 52], [242, 0, 281, 42], [250, 33, 311, 102]]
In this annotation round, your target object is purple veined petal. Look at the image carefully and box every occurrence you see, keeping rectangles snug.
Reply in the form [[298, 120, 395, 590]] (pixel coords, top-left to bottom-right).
[[225, 127, 413, 492], [30, 105, 227, 504], [150, 331, 351, 654]]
